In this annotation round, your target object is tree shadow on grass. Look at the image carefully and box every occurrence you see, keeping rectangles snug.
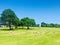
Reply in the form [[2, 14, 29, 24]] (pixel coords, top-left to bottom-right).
[[16, 27, 34, 30], [0, 27, 34, 31], [0, 28, 14, 31], [12, 27, 34, 31]]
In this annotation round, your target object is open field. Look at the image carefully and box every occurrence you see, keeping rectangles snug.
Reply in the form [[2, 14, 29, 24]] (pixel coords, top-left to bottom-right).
[[0, 27, 60, 45]]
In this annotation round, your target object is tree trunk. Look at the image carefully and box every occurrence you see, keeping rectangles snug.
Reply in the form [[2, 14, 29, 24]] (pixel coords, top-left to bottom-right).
[[9, 22, 13, 30], [27, 26, 29, 29], [15, 26, 18, 29], [9, 24, 12, 30]]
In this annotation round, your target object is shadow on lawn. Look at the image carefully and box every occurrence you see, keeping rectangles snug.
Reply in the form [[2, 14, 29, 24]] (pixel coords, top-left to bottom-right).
[[0, 28, 13, 31], [0, 27, 34, 31], [15, 28, 34, 30]]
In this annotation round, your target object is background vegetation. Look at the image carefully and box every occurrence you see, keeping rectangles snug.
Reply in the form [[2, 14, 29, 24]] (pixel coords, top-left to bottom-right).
[[41, 22, 60, 27]]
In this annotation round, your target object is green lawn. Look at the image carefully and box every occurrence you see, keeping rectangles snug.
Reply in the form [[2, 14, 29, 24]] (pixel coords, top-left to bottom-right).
[[0, 27, 60, 45]]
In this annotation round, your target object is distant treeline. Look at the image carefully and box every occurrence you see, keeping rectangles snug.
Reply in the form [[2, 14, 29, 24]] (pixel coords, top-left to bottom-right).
[[41, 22, 60, 27]]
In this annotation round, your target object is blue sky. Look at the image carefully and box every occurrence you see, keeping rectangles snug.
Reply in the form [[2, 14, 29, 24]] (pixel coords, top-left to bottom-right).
[[0, 0, 60, 24]]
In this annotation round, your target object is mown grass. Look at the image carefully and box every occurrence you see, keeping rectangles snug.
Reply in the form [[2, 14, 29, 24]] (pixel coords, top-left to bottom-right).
[[0, 27, 60, 45]]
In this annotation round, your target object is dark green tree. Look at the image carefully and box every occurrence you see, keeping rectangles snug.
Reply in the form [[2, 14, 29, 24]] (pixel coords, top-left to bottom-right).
[[1, 9, 19, 30], [50, 23, 54, 27], [20, 17, 36, 29], [41, 22, 47, 27], [20, 20, 25, 27]]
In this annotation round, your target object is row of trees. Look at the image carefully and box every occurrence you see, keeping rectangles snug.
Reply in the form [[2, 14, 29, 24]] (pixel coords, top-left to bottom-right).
[[0, 9, 39, 30], [41, 22, 60, 27], [1, 9, 60, 30]]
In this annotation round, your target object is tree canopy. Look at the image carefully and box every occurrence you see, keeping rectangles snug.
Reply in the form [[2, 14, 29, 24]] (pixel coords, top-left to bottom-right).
[[20, 17, 36, 29], [1, 9, 19, 30], [41, 22, 60, 27]]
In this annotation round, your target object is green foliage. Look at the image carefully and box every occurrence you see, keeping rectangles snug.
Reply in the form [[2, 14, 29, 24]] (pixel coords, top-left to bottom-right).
[[41, 22, 60, 27], [20, 17, 36, 29], [1, 9, 16, 21], [41, 22, 47, 27], [13, 17, 20, 28], [1, 9, 19, 30]]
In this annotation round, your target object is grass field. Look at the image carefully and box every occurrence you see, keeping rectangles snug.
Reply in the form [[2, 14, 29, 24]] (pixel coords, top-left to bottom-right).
[[0, 27, 60, 45]]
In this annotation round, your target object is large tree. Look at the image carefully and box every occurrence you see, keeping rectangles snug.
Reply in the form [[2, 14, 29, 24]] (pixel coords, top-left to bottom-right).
[[1, 9, 19, 30], [20, 17, 36, 29]]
